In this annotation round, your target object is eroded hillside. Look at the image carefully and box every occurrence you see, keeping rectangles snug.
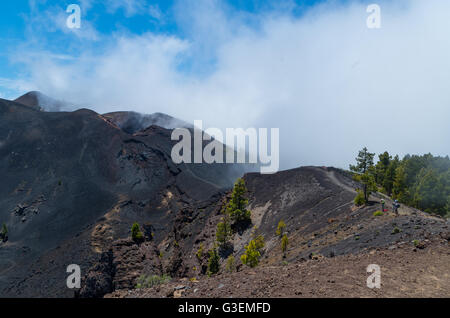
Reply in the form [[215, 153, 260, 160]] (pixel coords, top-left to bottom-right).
[[86, 167, 449, 298], [0, 97, 245, 297]]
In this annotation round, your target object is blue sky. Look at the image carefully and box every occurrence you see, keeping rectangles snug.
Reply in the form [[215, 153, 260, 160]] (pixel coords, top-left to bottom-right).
[[0, 0, 341, 99]]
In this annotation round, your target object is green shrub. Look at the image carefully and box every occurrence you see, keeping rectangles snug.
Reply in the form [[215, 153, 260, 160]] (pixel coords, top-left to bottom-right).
[[354, 190, 366, 206], [240, 238, 264, 268], [196, 243, 204, 260], [207, 246, 220, 276], [131, 222, 144, 242], [392, 227, 402, 234], [281, 234, 288, 256], [413, 240, 419, 247], [135, 274, 171, 289], [225, 255, 235, 273], [373, 211, 384, 217], [276, 220, 286, 237], [253, 234, 265, 250], [216, 217, 232, 246]]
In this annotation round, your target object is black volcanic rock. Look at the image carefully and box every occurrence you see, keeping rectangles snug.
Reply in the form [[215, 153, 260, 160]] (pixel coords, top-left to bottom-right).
[[0, 97, 244, 297], [78, 238, 162, 298], [102, 111, 191, 133], [14, 91, 74, 112], [239, 166, 449, 260]]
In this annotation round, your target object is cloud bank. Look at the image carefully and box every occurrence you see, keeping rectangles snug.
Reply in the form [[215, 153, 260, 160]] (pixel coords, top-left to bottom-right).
[[7, 0, 450, 170]]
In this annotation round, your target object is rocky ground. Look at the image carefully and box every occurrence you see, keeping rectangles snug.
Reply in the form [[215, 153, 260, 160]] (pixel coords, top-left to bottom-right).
[[1, 93, 448, 298], [96, 167, 449, 298], [106, 238, 450, 298], [0, 94, 247, 297]]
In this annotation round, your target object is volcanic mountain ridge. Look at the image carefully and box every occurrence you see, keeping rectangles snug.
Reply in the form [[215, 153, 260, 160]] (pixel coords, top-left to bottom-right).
[[0, 92, 448, 298]]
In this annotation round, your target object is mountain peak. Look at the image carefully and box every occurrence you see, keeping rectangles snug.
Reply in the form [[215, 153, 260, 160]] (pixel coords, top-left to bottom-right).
[[14, 91, 73, 112]]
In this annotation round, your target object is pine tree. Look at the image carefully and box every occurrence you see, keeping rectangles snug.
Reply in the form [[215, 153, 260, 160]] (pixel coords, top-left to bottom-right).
[[281, 234, 288, 258], [216, 217, 232, 247], [383, 155, 399, 195], [226, 178, 251, 224], [131, 222, 144, 242], [225, 255, 235, 273], [275, 220, 286, 237], [393, 164, 408, 202], [375, 151, 391, 185], [350, 147, 377, 202], [240, 239, 261, 268], [253, 234, 265, 250], [413, 168, 446, 213], [350, 147, 375, 174], [207, 245, 220, 276]]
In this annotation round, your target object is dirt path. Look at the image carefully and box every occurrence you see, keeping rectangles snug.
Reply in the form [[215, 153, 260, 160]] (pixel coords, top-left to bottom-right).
[[326, 169, 438, 219], [326, 169, 357, 194]]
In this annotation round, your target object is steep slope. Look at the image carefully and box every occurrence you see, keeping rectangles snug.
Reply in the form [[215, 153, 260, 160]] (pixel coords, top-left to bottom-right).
[[14, 91, 74, 112], [242, 167, 448, 261], [102, 111, 191, 133], [107, 166, 449, 298], [0, 97, 243, 297], [180, 166, 448, 270]]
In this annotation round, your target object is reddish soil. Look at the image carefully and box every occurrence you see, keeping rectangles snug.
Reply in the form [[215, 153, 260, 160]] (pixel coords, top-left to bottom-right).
[[107, 239, 450, 298]]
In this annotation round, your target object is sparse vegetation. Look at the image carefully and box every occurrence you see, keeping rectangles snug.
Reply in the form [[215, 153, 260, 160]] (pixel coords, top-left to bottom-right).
[[253, 234, 265, 251], [392, 227, 402, 234], [207, 245, 220, 276], [241, 236, 265, 268], [196, 243, 204, 261], [281, 234, 288, 257], [276, 220, 286, 237], [225, 255, 236, 273], [135, 274, 171, 289], [216, 217, 232, 247], [373, 211, 383, 217], [131, 222, 144, 242], [0, 223, 7, 242], [354, 190, 366, 206]]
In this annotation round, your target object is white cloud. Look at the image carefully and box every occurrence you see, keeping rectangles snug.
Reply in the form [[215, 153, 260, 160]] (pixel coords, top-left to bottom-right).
[[104, 0, 147, 17], [148, 5, 163, 21], [24, 1, 100, 41], [9, 0, 450, 169]]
